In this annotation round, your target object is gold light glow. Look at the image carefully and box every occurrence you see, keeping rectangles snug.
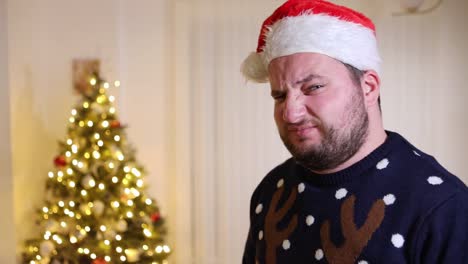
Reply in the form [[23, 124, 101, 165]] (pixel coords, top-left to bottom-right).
[[143, 229, 152, 237], [93, 151, 101, 159]]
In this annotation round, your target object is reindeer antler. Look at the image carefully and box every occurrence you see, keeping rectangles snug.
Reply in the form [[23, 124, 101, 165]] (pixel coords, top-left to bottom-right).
[[320, 195, 386, 264], [264, 183, 298, 264]]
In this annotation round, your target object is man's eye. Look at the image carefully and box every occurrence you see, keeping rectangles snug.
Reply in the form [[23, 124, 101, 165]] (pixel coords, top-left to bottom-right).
[[305, 84, 324, 93]]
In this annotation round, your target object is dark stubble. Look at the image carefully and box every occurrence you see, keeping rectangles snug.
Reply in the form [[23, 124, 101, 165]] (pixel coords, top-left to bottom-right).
[[280, 87, 369, 172]]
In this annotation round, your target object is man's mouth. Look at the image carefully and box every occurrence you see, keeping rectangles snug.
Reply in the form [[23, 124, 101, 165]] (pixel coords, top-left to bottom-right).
[[287, 125, 318, 137]]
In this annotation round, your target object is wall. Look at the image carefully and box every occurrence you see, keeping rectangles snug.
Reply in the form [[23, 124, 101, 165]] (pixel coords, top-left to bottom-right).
[[0, 0, 17, 262], [377, 0, 468, 175]]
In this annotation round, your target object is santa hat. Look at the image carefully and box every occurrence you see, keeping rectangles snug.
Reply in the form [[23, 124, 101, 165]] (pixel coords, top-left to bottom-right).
[[241, 0, 381, 83]]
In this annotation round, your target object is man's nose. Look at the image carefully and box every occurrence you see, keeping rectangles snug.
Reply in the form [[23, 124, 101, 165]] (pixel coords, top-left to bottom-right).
[[282, 96, 306, 124]]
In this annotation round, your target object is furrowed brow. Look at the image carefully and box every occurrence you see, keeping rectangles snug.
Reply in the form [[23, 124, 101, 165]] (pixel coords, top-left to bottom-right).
[[295, 74, 322, 85]]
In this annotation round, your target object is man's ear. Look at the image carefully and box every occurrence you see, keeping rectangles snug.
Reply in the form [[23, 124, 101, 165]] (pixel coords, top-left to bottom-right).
[[361, 70, 380, 108]]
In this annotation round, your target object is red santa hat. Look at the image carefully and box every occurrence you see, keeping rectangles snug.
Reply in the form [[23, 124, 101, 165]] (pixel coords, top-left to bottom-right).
[[241, 0, 381, 83]]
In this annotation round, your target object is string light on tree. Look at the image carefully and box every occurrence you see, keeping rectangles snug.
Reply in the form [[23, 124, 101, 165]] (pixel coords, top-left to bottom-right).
[[21, 73, 170, 263]]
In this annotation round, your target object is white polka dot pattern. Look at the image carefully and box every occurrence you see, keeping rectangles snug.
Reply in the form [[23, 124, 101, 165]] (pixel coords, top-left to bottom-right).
[[315, 249, 324, 260], [376, 158, 389, 170], [335, 188, 348, 200], [282, 239, 290, 250], [383, 194, 396, 205], [255, 204, 263, 214], [298, 183, 305, 193], [306, 215, 315, 226], [391, 234, 405, 248], [427, 176, 443, 185], [277, 178, 284, 188]]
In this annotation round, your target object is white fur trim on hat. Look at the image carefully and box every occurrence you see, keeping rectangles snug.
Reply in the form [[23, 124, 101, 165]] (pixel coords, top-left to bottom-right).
[[241, 13, 381, 83]]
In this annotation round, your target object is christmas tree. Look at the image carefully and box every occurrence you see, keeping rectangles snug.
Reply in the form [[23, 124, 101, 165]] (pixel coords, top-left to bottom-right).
[[22, 73, 171, 264]]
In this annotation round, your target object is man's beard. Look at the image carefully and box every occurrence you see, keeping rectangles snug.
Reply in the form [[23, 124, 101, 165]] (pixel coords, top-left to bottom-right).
[[279, 90, 369, 172]]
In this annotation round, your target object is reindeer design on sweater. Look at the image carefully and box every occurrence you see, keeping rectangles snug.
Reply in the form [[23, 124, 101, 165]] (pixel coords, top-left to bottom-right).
[[258, 181, 386, 264]]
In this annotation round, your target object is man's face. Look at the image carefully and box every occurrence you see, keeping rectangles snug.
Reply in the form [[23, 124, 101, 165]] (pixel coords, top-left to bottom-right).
[[268, 53, 369, 171]]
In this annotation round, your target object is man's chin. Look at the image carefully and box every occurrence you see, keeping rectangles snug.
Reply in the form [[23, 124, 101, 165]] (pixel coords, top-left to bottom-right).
[[286, 141, 319, 158]]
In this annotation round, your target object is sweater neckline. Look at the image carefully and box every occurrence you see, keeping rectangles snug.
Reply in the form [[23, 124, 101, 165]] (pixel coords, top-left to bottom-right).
[[296, 130, 402, 186]]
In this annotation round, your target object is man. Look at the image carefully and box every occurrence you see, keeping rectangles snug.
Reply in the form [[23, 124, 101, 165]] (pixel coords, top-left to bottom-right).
[[241, 1, 468, 263]]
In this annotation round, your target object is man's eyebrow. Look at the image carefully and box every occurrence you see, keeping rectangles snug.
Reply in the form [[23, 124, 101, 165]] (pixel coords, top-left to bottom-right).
[[295, 74, 322, 84], [270, 89, 285, 97]]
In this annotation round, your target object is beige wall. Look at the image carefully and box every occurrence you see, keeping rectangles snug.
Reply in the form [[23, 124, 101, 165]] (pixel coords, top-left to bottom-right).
[[5, 0, 468, 263], [0, 0, 16, 262]]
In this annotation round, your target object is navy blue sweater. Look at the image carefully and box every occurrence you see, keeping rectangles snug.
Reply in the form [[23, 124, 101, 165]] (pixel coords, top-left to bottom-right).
[[243, 131, 468, 264]]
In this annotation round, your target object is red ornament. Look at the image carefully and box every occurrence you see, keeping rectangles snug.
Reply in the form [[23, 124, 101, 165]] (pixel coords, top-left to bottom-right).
[[110, 120, 121, 128], [92, 258, 106, 264], [54, 156, 67, 167], [151, 212, 161, 223]]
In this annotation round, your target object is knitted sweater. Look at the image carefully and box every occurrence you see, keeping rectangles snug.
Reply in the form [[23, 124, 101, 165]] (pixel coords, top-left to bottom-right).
[[242, 131, 468, 264]]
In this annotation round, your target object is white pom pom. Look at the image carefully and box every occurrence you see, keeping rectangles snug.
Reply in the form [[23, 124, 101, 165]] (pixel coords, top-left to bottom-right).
[[240, 52, 269, 83]]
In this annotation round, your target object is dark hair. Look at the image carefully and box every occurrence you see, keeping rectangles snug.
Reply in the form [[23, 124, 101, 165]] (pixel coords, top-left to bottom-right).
[[343, 63, 381, 112]]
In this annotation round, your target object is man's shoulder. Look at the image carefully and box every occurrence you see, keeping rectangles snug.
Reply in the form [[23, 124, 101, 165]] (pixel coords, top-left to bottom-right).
[[250, 157, 301, 201], [385, 132, 467, 209]]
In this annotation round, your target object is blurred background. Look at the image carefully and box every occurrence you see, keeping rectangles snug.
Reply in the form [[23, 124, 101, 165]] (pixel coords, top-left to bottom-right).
[[1, 0, 467, 263]]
